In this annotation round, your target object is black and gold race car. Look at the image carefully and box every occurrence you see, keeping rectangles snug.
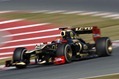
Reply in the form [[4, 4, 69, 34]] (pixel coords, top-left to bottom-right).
[[5, 26, 112, 69]]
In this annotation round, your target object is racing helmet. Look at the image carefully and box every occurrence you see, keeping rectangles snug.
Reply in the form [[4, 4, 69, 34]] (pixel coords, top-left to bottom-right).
[[55, 37, 62, 43]]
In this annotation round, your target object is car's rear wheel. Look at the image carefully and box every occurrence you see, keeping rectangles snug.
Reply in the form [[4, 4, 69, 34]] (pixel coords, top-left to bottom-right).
[[13, 47, 28, 69], [96, 37, 112, 56], [56, 44, 72, 63]]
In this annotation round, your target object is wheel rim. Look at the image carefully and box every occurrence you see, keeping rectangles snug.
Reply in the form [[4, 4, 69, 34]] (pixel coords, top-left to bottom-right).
[[21, 49, 27, 61], [106, 39, 112, 55], [66, 48, 72, 59], [65, 45, 72, 62]]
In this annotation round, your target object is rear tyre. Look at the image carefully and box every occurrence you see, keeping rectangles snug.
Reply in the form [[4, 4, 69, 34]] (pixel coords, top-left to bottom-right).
[[13, 47, 28, 69], [56, 44, 72, 63], [96, 37, 112, 57]]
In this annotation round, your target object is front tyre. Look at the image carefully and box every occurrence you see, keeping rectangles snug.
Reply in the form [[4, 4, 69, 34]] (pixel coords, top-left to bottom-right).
[[96, 37, 112, 56], [56, 44, 72, 63], [13, 47, 28, 69]]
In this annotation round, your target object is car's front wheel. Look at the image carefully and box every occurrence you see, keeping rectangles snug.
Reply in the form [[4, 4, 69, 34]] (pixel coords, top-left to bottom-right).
[[13, 47, 28, 69]]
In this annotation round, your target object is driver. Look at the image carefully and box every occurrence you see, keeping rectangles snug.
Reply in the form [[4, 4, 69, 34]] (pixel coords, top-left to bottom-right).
[[55, 37, 62, 43]]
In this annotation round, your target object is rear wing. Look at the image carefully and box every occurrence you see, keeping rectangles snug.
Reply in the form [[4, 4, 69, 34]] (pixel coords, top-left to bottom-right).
[[71, 26, 99, 34], [72, 26, 101, 41], [59, 26, 101, 41]]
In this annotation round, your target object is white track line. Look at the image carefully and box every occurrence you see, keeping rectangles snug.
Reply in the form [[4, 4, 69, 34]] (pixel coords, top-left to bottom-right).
[[0, 10, 14, 14], [3, 28, 59, 37], [0, 42, 51, 56], [0, 52, 13, 55], [0, 65, 5, 69], [62, 11, 84, 14], [0, 43, 36, 50], [0, 42, 51, 51], [113, 40, 119, 42], [0, 23, 50, 31], [0, 56, 12, 60], [112, 16, 119, 19], [31, 10, 50, 13], [78, 12, 99, 15], [46, 10, 66, 14], [103, 14, 119, 18], [112, 41, 119, 47], [0, 42, 52, 56], [79, 73, 119, 79], [2, 34, 61, 44], [0, 19, 24, 24], [92, 12, 112, 16]]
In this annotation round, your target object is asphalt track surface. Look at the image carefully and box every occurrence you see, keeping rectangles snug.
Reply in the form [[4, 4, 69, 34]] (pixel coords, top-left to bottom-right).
[[0, 0, 119, 13], [0, 0, 119, 79]]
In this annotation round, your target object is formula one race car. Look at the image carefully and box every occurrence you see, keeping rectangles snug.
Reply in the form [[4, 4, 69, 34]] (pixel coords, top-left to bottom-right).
[[5, 26, 112, 69]]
